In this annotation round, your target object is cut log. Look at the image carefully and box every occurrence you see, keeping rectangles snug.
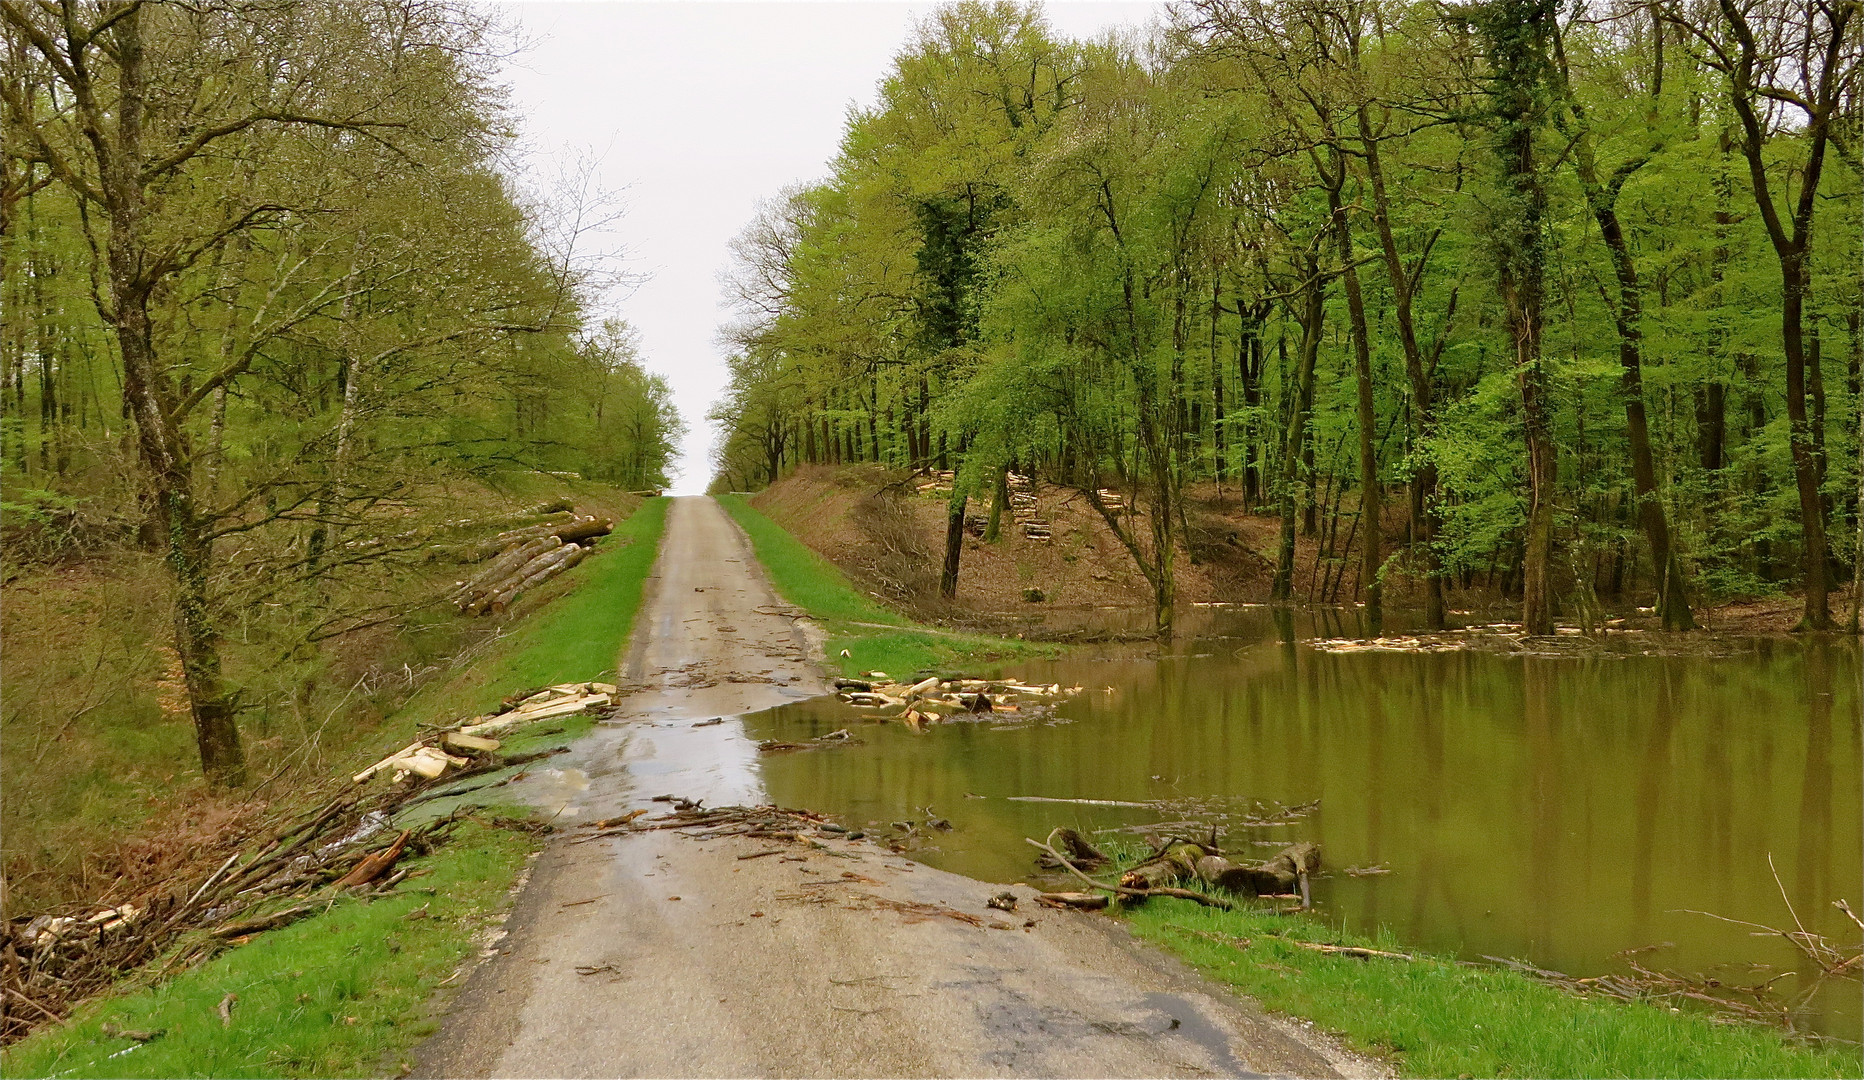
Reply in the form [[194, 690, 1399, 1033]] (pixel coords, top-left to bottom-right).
[[903, 676, 941, 700], [333, 830, 411, 889], [464, 513, 577, 561], [1037, 892, 1109, 911], [354, 741, 427, 783], [553, 515, 614, 544], [488, 543, 589, 614], [459, 536, 564, 612], [1119, 841, 1209, 892], [442, 732, 501, 752], [460, 693, 609, 734]]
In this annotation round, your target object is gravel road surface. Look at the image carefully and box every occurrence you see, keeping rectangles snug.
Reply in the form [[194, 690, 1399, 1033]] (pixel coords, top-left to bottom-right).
[[414, 496, 1382, 1079]]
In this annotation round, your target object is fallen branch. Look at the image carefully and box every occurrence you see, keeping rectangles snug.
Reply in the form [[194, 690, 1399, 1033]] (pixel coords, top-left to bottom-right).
[[1023, 837, 1232, 910], [1288, 941, 1413, 961]]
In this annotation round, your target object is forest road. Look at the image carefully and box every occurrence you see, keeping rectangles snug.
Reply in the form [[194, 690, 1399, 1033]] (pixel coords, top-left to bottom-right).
[[414, 495, 1380, 1079]]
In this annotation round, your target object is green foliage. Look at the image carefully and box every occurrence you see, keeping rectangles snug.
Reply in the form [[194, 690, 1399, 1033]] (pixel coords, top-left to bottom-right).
[[707, 0, 1863, 619]]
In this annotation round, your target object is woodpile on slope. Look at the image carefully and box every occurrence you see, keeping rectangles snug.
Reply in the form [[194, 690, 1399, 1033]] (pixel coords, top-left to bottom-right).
[[829, 673, 1083, 730], [352, 683, 616, 784], [2, 679, 622, 1044], [451, 512, 614, 615], [0, 725, 585, 1044]]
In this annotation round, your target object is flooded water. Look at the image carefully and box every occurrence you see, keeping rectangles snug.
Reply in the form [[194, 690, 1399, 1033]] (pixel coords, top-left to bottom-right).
[[744, 613, 1863, 1036]]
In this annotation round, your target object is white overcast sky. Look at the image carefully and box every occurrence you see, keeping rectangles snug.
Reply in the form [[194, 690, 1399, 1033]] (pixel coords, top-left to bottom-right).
[[495, 1, 1162, 494]]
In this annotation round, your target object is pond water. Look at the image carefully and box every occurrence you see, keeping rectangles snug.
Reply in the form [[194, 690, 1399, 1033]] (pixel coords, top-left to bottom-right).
[[744, 612, 1863, 1037]]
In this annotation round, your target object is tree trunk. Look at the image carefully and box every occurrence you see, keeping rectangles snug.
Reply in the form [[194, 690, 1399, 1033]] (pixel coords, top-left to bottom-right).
[[1715, 0, 1846, 630], [1565, 97, 1695, 629], [100, 6, 245, 784], [984, 463, 1007, 542], [1354, 94, 1442, 629], [1480, 0, 1559, 636], [1327, 145, 1382, 636], [940, 490, 967, 600], [1275, 261, 1325, 601]]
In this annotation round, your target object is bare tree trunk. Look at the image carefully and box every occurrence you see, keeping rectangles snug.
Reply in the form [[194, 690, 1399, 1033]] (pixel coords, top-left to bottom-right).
[[1560, 59, 1696, 629], [1326, 145, 1381, 637], [99, 7, 245, 784], [984, 462, 1007, 542], [1353, 95, 1443, 629], [940, 492, 967, 600], [1275, 259, 1325, 602], [1706, 0, 1848, 630]]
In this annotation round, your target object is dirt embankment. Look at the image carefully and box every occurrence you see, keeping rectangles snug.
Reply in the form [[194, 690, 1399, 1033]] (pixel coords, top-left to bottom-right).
[[750, 466, 1355, 629], [0, 473, 640, 914], [749, 465, 1841, 637]]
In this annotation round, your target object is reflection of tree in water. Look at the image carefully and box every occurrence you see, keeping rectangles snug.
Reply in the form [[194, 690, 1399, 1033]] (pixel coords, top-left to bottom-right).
[[1524, 658, 1561, 956], [1795, 642, 1834, 1027], [1631, 665, 1681, 942], [748, 639, 1862, 1035]]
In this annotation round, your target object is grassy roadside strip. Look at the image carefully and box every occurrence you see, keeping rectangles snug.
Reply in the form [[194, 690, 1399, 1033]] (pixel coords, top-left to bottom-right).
[[2, 498, 671, 1079], [715, 493, 1061, 676], [1121, 901, 1860, 1079]]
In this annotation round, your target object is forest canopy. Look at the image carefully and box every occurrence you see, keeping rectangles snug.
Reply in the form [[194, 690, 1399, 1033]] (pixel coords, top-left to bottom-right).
[[708, 0, 1861, 636], [1, 0, 683, 784]]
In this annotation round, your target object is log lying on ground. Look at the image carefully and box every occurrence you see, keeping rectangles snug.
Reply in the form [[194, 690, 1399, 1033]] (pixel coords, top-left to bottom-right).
[[462, 512, 611, 561], [453, 511, 615, 612], [487, 543, 590, 614], [459, 539, 592, 616], [456, 535, 561, 610], [1120, 840, 1214, 892], [462, 512, 577, 560], [1195, 842, 1321, 902], [1034, 828, 1109, 871]]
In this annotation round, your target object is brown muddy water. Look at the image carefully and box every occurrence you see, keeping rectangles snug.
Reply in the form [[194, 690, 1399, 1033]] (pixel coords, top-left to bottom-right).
[[744, 612, 1863, 1037]]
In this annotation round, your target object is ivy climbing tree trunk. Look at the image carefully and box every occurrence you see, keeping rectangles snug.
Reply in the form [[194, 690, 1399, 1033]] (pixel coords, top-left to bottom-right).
[[1475, 0, 1560, 636]]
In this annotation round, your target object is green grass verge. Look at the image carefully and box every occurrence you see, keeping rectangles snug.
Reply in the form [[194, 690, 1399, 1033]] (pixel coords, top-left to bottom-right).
[[714, 494, 1060, 677], [2, 499, 672, 1079], [0, 817, 534, 1079], [1122, 901, 1861, 1079]]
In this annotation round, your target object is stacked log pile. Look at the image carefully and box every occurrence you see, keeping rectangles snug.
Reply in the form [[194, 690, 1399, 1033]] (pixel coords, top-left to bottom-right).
[[452, 513, 613, 615], [1007, 473, 1049, 540], [831, 673, 1082, 730]]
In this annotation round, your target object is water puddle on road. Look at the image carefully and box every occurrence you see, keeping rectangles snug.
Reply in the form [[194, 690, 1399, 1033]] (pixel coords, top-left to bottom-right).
[[740, 617, 1862, 1037]]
